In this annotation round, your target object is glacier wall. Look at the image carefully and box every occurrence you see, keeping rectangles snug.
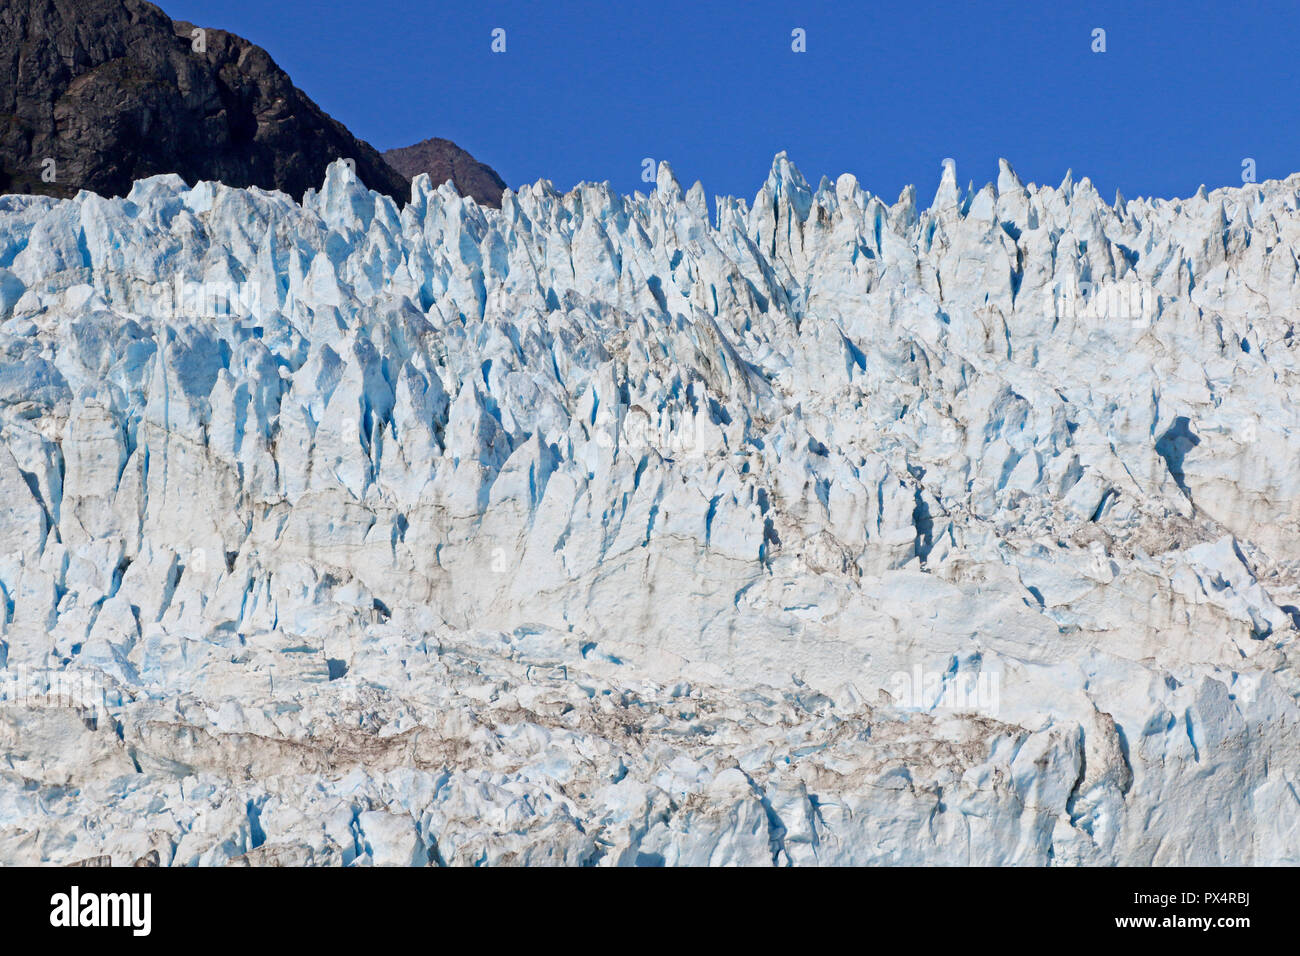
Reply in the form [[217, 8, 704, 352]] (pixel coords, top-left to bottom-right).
[[0, 154, 1297, 865]]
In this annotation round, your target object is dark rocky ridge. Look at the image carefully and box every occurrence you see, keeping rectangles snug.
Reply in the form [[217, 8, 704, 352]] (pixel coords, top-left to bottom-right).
[[0, 0, 411, 202], [384, 137, 507, 208]]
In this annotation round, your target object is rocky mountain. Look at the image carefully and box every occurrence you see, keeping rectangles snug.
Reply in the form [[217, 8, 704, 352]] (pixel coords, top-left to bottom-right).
[[0, 154, 1298, 865], [384, 137, 508, 208], [0, 0, 409, 202]]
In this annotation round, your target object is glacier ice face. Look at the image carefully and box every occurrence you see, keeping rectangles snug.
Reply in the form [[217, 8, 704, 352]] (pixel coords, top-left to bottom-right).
[[0, 155, 1298, 865]]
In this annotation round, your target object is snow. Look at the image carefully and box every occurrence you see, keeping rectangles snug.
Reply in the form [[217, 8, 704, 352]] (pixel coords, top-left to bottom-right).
[[0, 154, 1298, 864]]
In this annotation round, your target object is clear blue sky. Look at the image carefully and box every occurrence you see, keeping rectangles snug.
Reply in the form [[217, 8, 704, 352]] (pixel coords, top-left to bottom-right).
[[166, 0, 1299, 203]]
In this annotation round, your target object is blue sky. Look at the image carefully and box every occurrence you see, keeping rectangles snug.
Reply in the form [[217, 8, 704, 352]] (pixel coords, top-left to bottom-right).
[[167, 0, 1300, 204]]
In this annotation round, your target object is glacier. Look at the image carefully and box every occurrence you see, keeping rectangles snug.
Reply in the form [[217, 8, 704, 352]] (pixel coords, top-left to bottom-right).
[[0, 153, 1297, 865]]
